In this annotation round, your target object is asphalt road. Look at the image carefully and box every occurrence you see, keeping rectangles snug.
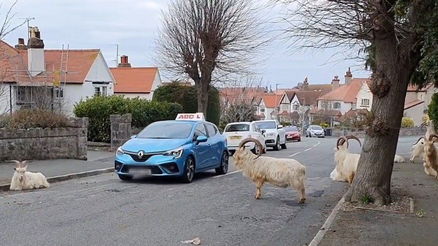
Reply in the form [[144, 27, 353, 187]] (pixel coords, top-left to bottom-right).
[[0, 136, 418, 246]]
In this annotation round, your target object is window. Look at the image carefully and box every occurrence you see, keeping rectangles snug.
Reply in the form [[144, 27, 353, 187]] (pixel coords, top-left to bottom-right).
[[102, 86, 108, 96], [194, 124, 207, 139], [137, 122, 193, 139], [361, 98, 370, 106], [94, 87, 101, 96], [260, 108, 265, 112], [225, 124, 250, 132], [206, 124, 217, 137], [333, 102, 341, 109], [17, 87, 26, 102], [55, 88, 64, 98], [293, 103, 299, 110]]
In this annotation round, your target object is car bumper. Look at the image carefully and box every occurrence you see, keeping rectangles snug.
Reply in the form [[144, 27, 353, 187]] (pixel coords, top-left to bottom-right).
[[286, 135, 300, 140], [115, 153, 186, 177]]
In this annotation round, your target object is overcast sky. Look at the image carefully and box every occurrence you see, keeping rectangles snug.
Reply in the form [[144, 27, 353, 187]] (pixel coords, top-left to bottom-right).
[[2, 0, 371, 88]]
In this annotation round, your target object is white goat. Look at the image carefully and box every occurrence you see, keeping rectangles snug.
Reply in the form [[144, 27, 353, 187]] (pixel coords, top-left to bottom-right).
[[410, 137, 425, 162], [423, 135, 438, 179], [10, 161, 50, 191], [330, 136, 361, 184], [394, 154, 406, 163], [233, 138, 306, 203]]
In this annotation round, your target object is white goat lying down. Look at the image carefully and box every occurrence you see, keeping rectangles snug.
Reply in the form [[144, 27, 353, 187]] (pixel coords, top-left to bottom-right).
[[233, 138, 306, 203], [10, 160, 50, 191], [330, 136, 361, 184], [423, 135, 438, 179], [410, 137, 425, 162]]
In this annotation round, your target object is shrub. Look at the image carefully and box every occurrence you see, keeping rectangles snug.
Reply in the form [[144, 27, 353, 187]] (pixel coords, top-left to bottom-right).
[[153, 82, 220, 125], [0, 109, 71, 129], [428, 93, 438, 127], [74, 95, 183, 142], [401, 117, 415, 128]]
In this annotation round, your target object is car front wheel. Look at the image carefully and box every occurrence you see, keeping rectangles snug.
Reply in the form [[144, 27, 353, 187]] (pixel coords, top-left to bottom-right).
[[273, 137, 281, 151], [118, 174, 133, 181], [216, 151, 229, 175], [181, 156, 195, 183]]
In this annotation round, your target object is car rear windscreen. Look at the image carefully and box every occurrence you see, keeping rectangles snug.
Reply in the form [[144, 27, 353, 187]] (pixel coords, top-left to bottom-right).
[[254, 121, 276, 129], [285, 126, 298, 131], [137, 122, 193, 139], [225, 124, 250, 132]]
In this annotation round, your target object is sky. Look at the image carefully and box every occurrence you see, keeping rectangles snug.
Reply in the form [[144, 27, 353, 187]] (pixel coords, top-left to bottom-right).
[[2, 0, 371, 89]]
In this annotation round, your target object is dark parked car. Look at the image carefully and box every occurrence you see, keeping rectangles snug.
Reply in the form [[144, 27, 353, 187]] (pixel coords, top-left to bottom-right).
[[284, 126, 301, 141]]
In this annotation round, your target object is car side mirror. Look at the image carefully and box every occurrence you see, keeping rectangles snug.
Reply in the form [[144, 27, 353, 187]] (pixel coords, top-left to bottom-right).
[[261, 130, 266, 134], [130, 135, 137, 139], [278, 125, 283, 129], [195, 135, 208, 143]]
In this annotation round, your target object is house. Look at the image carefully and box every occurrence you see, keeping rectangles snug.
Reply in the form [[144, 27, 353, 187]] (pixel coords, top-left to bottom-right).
[[404, 84, 438, 126], [219, 87, 266, 115], [317, 70, 372, 115], [111, 55, 162, 100], [0, 27, 115, 116], [258, 94, 283, 120]]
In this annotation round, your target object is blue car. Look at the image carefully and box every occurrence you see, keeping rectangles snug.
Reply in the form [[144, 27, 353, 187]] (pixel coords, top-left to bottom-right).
[[115, 119, 229, 183]]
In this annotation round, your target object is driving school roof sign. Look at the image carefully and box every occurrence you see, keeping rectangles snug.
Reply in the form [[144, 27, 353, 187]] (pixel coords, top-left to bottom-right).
[[175, 113, 205, 121]]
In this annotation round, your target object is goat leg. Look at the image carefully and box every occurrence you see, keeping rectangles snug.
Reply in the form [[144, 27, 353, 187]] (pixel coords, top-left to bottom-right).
[[255, 179, 264, 199], [298, 187, 306, 204]]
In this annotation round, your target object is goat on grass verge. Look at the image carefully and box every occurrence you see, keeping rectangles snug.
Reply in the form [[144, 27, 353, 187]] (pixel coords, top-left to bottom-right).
[[10, 161, 50, 191], [423, 135, 438, 179], [330, 136, 361, 184], [233, 138, 306, 203]]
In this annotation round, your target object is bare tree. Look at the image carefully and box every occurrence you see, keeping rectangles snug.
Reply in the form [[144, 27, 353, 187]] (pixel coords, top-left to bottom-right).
[[277, 0, 438, 205], [157, 0, 265, 115]]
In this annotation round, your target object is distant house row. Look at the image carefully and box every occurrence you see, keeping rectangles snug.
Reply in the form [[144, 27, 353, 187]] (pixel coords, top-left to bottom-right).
[[219, 68, 436, 127], [0, 27, 161, 116]]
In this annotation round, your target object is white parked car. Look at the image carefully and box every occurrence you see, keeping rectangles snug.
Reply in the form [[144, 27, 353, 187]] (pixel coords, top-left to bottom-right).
[[253, 120, 287, 150], [306, 125, 325, 138], [223, 122, 266, 154]]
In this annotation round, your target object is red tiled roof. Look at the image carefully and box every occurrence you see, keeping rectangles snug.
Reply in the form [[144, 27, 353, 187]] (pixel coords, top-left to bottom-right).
[[407, 84, 432, 92], [1, 40, 100, 84], [263, 94, 283, 108], [111, 67, 158, 93], [318, 78, 371, 103], [289, 90, 326, 106], [219, 87, 266, 105]]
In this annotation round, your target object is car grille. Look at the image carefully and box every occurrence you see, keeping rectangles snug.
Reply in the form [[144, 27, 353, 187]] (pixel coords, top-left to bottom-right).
[[121, 165, 162, 174], [128, 153, 153, 162]]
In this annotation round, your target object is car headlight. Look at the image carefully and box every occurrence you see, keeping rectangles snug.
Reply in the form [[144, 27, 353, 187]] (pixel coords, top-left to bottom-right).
[[164, 148, 184, 158], [116, 147, 125, 155]]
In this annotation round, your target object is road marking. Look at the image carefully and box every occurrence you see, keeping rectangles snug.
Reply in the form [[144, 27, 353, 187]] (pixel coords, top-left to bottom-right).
[[289, 141, 321, 157], [308, 196, 345, 246], [213, 170, 241, 178]]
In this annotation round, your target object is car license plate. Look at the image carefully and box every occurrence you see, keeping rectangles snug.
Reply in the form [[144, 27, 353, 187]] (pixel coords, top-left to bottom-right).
[[230, 136, 242, 140], [129, 168, 151, 176]]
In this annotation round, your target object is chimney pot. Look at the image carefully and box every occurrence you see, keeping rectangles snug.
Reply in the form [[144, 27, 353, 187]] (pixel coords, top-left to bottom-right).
[[15, 38, 27, 50], [18, 38, 25, 45], [118, 55, 131, 67], [345, 67, 353, 84], [332, 75, 340, 89]]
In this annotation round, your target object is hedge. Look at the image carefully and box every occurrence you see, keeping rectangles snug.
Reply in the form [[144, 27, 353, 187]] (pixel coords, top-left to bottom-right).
[[74, 95, 183, 142], [0, 109, 71, 129], [153, 82, 220, 125]]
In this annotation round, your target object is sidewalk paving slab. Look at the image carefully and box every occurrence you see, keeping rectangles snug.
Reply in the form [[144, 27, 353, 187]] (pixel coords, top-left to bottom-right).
[[319, 161, 438, 246], [0, 151, 115, 187]]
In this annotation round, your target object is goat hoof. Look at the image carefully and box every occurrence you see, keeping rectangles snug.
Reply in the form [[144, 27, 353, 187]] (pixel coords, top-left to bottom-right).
[[299, 198, 306, 204]]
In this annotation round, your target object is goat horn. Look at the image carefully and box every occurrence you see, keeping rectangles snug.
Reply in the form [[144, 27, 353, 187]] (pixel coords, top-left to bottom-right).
[[239, 138, 263, 158], [413, 137, 425, 145], [346, 135, 361, 147], [428, 134, 438, 142], [12, 160, 22, 167], [336, 137, 347, 150]]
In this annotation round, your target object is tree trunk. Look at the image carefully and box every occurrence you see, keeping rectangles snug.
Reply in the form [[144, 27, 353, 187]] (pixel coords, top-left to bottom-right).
[[345, 16, 413, 205], [195, 81, 209, 116]]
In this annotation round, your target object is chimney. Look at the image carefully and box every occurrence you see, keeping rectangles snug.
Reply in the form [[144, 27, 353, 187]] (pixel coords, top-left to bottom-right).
[[302, 77, 309, 90], [27, 27, 45, 76], [345, 67, 353, 84], [331, 76, 340, 88], [118, 55, 131, 68], [15, 38, 27, 50]]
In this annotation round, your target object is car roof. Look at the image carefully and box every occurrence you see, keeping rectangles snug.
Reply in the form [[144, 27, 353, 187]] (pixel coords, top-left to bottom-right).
[[226, 122, 251, 125]]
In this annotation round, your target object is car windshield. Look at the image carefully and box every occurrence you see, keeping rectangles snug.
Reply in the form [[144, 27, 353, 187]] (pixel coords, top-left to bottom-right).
[[224, 124, 250, 132], [137, 122, 193, 139], [254, 121, 276, 129], [310, 126, 323, 130], [285, 126, 298, 131]]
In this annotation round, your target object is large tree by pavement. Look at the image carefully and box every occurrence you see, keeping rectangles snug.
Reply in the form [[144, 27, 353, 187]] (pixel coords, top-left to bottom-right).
[[157, 0, 263, 115], [277, 0, 438, 205]]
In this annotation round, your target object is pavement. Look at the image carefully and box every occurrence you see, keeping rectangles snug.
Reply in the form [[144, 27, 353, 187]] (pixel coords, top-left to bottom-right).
[[0, 150, 115, 189], [319, 157, 438, 246], [0, 136, 435, 245]]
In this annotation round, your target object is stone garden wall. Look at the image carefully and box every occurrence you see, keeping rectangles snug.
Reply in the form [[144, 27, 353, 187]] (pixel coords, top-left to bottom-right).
[[0, 118, 88, 161]]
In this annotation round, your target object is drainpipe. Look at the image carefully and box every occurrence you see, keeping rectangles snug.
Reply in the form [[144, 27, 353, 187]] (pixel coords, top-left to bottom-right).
[[9, 84, 12, 115]]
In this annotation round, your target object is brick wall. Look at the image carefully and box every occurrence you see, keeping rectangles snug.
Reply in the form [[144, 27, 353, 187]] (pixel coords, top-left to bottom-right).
[[0, 118, 88, 161]]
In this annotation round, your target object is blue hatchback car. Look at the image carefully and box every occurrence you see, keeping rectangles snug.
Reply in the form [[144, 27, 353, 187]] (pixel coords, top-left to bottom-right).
[[115, 119, 229, 183]]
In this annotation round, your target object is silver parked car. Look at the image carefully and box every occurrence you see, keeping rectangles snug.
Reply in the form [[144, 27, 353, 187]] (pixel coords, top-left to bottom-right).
[[306, 125, 325, 138]]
